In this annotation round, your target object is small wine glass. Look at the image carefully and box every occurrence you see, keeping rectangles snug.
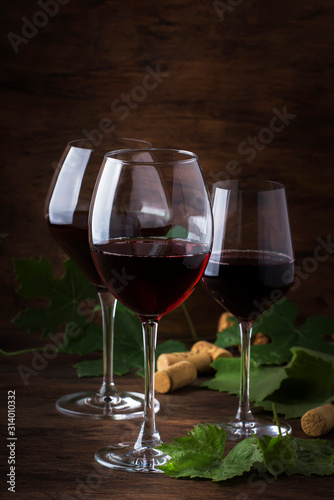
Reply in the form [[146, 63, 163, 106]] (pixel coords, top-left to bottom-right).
[[202, 179, 294, 440], [45, 137, 159, 419], [89, 148, 213, 472]]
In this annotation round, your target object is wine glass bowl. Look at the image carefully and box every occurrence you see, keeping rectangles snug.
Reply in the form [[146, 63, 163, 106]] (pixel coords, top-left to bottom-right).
[[89, 148, 213, 471], [202, 179, 294, 440], [45, 137, 158, 419]]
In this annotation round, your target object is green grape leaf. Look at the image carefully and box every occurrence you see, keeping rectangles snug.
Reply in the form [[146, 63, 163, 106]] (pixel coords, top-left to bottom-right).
[[157, 424, 334, 481], [13, 257, 97, 338], [158, 424, 262, 480], [166, 225, 188, 239], [202, 347, 334, 418], [215, 299, 334, 366], [256, 433, 334, 478], [113, 301, 144, 375], [215, 316, 240, 346], [114, 303, 186, 377], [11, 257, 186, 378], [74, 338, 187, 378], [201, 357, 287, 403], [74, 302, 186, 377], [215, 436, 264, 481], [73, 358, 103, 378], [157, 424, 228, 480], [258, 348, 334, 418], [60, 322, 103, 356]]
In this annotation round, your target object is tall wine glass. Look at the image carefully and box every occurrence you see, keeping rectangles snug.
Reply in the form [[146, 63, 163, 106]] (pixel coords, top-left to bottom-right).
[[45, 137, 159, 419], [89, 148, 213, 472], [202, 179, 294, 440]]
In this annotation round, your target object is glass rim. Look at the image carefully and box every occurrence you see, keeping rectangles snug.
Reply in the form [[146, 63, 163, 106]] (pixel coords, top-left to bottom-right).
[[213, 179, 286, 192], [104, 148, 199, 165], [67, 137, 152, 150]]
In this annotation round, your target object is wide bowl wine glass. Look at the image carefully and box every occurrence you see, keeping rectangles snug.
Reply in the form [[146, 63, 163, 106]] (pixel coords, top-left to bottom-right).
[[202, 179, 294, 440], [89, 148, 213, 472], [45, 137, 159, 419]]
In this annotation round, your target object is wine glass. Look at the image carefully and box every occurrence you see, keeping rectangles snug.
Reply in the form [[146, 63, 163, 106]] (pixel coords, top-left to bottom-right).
[[202, 179, 294, 440], [45, 137, 160, 419], [89, 148, 213, 472]]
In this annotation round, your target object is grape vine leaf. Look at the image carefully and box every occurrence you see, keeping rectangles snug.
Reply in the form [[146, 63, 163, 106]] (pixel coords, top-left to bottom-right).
[[74, 340, 187, 377], [157, 423, 263, 481], [73, 358, 104, 378], [157, 424, 227, 480], [11, 257, 186, 377], [256, 434, 334, 478], [65, 300, 146, 375], [166, 225, 188, 239], [201, 357, 287, 403], [60, 322, 103, 356], [74, 302, 186, 377], [201, 347, 334, 418], [73, 300, 142, 377], [215, 298, 334, 366], [157, 424, 334, 481], [257, 348, 334, 418], [13, 257, 97, 339]]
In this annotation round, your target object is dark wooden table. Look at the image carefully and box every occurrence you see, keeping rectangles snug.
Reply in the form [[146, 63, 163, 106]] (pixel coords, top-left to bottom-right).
[[0, 330, 333, 500]]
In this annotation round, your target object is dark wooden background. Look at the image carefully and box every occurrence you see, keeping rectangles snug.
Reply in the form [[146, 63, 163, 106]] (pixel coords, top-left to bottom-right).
[[1, 0, 334, 339]]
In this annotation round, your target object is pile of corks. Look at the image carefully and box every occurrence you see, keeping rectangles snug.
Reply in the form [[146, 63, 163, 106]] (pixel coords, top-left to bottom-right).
[[154, 312, 334, 439], [155, 340, 232, 394], [155, 312, 268, 394]]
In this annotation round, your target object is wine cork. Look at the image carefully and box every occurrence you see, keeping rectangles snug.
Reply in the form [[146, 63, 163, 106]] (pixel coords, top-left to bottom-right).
[[301, 404, 334, 437], [156, 351, 213, 374], [217, 312, 234, 332], [252, 332, 270, 345], [154, 361, 197, 394], [236, 332, 271, 353], [191, 340, 233, 362]]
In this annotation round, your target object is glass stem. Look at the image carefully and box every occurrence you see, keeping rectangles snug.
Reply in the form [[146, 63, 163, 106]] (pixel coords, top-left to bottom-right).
[[134, 320, 161, 450], [97, 289, 120, 403], [235, 321, 254, 423]]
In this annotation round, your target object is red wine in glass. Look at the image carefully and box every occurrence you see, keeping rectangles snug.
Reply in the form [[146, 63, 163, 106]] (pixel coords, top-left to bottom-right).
[[203, 249, 294, 322], [89, 148, 213, 472], [44, 137, 155, 420], [202, 179, 294, 440], [92, 238, 210, 318], [46, 211, 104, 288]]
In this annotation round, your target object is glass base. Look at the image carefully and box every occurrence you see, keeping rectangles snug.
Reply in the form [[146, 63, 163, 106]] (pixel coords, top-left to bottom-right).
[[95, 445, 169, 473], [56, 391, 160, 420], [215, 417, 292, 441]]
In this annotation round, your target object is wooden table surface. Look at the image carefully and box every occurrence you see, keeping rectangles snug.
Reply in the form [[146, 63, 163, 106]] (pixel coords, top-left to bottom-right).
[[1, 330, 333, 500]]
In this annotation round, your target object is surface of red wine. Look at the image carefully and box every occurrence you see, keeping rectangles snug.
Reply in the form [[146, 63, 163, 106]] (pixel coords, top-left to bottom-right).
[[202, 250, 294, 322], [92, 238, 211, 319], [46, 212, 104, 288]]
